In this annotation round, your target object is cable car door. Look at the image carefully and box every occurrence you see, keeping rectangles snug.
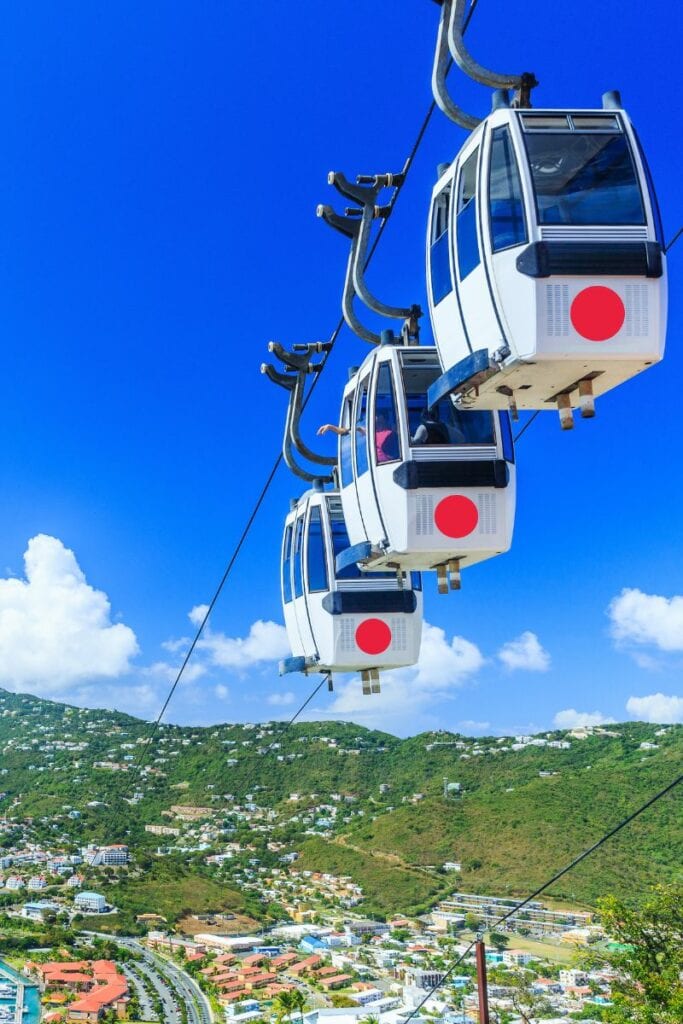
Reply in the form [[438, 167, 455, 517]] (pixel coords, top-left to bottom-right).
[[452, 140, 501, 354], [483, 122, 529, 359], [303, 502, 330, 659], [353, 375, 384, 544], [281, 521, 303, 657], [291, 511, 316, 657], [369, 358, 401, 544]]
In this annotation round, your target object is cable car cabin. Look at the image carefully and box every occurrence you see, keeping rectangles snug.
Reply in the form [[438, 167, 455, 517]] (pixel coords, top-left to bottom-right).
[[426, 98, 667, 428], [279, 487, 423, 693], [335, 342, 515, 592]]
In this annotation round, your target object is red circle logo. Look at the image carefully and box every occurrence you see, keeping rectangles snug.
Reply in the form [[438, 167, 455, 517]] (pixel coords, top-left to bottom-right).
[[355, 619, 392, 655], [434, 495, 479, 538], [570, 286, 625, 342]]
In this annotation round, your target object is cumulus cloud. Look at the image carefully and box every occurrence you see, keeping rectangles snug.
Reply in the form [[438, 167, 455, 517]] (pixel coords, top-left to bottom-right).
[[0, 535, 138, 692], [626, 692, 683, 724], [190, 608, 289, 671], [268, 691, 296, 706], [608, 588, 683, 651], [553, 708, 616, 729], [498, 631, 550, 672]]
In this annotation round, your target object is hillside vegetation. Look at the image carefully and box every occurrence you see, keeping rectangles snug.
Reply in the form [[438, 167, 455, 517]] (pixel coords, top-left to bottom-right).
[[0, 688, 681, 917]]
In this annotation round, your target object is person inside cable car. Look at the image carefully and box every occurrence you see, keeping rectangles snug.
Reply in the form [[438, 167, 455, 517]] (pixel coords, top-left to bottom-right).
[[411, 406, 450, 445], [317, 417, 398, 463], [374, 409, 399, 462]]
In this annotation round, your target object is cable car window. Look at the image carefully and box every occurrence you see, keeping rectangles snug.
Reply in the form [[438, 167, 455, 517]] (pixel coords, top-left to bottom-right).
[[430, 185, 453, 304], [570, 115, 620, 131], [524, 133, 645, 225], [489, 126, 527, 252], [282, 524, 293, 604], [340, 395, 354, 488], [293, 516, 305, 599], [354, 378, 370, 477], [521, 115, 571, 130], [411, 572, 422, 592], [401, 364, 495, 445], [374, 364, 401, 465], [456, 149, 480, 279], [306, 506, 328, 594], [329, 507, 394, 581]]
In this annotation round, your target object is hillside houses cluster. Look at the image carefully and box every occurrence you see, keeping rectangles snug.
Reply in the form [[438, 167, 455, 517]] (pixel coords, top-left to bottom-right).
[[144, 900, 614, 1023]]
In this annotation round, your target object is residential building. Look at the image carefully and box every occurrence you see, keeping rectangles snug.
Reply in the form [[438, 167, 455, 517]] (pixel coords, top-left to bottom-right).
[[74, 891, 107, 914]]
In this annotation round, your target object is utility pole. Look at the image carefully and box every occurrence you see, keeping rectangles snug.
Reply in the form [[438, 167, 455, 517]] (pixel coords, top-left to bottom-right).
[[475, 938, 490, 1024]]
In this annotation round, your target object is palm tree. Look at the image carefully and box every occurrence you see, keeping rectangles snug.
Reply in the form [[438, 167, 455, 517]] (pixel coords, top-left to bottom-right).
[[291, 987, 309, 1024], [273, 990, 298, 1024]]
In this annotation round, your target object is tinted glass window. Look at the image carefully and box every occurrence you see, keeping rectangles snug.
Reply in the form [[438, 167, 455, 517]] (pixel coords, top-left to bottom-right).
[[354, 379, 370, 477], [282, 524, 293, 604], [401, 363, 495, 445], [306, 507, 328, 593], [489, 127, 527, 251], [525, 133, 645, 225], [456, 149, 480, 279], [293, 516, 305, 599], [340, 396, 354, 488], [430, 185, 453, 304], [374, 364, 401, 464]]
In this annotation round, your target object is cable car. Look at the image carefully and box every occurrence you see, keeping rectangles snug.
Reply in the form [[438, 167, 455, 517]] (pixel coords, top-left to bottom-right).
[[334, 336, 515, 592], [426, 92, 667, 428], [279, 485, 423, 693]]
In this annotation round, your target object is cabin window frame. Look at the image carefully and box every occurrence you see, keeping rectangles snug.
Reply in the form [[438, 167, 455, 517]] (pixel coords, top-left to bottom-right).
[[429, 182, 454, 304], [353, 376, 371, 478], [455, 147, 482, 280], [371, 361, 402, 467], [292, 514, 306, 600], [521, 120, 647, 228], [282, 523, 294, 604], [488, 125, 528, 253]]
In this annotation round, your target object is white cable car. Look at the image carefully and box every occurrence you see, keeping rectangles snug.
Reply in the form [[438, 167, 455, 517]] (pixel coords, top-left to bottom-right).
[[334, 337, 515, 592], [426, 92, 667, 428], [280, 485, 423, 693]]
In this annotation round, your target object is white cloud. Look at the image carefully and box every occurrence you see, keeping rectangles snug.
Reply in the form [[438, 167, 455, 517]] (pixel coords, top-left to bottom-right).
[[0, 535, 138, 692], [191, 610, 289, 672], [268, 691, 296, 706], [145, 660, 207, 684], [214, 684, 230, 700], [553, 708, 616, 729], [498, 631, 550, 672], [608, 588, 683, 652], [458, 720, 491, 732], [626, 692, 683, 724]]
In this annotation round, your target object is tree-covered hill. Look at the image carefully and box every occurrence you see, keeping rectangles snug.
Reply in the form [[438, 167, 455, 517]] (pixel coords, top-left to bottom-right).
[[0, 687, 680, 917]]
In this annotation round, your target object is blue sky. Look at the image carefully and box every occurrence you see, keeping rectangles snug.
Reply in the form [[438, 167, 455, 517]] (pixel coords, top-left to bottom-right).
[[0, 0, 681, 736]]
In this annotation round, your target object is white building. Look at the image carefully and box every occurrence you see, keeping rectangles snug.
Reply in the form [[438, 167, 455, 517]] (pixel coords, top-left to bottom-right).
[[503, 949, 534, 967], [74, 890, 107, 913]]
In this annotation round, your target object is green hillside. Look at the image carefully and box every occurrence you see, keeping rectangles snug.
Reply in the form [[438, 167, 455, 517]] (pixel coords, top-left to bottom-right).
[[0, 687, 681, 919]]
